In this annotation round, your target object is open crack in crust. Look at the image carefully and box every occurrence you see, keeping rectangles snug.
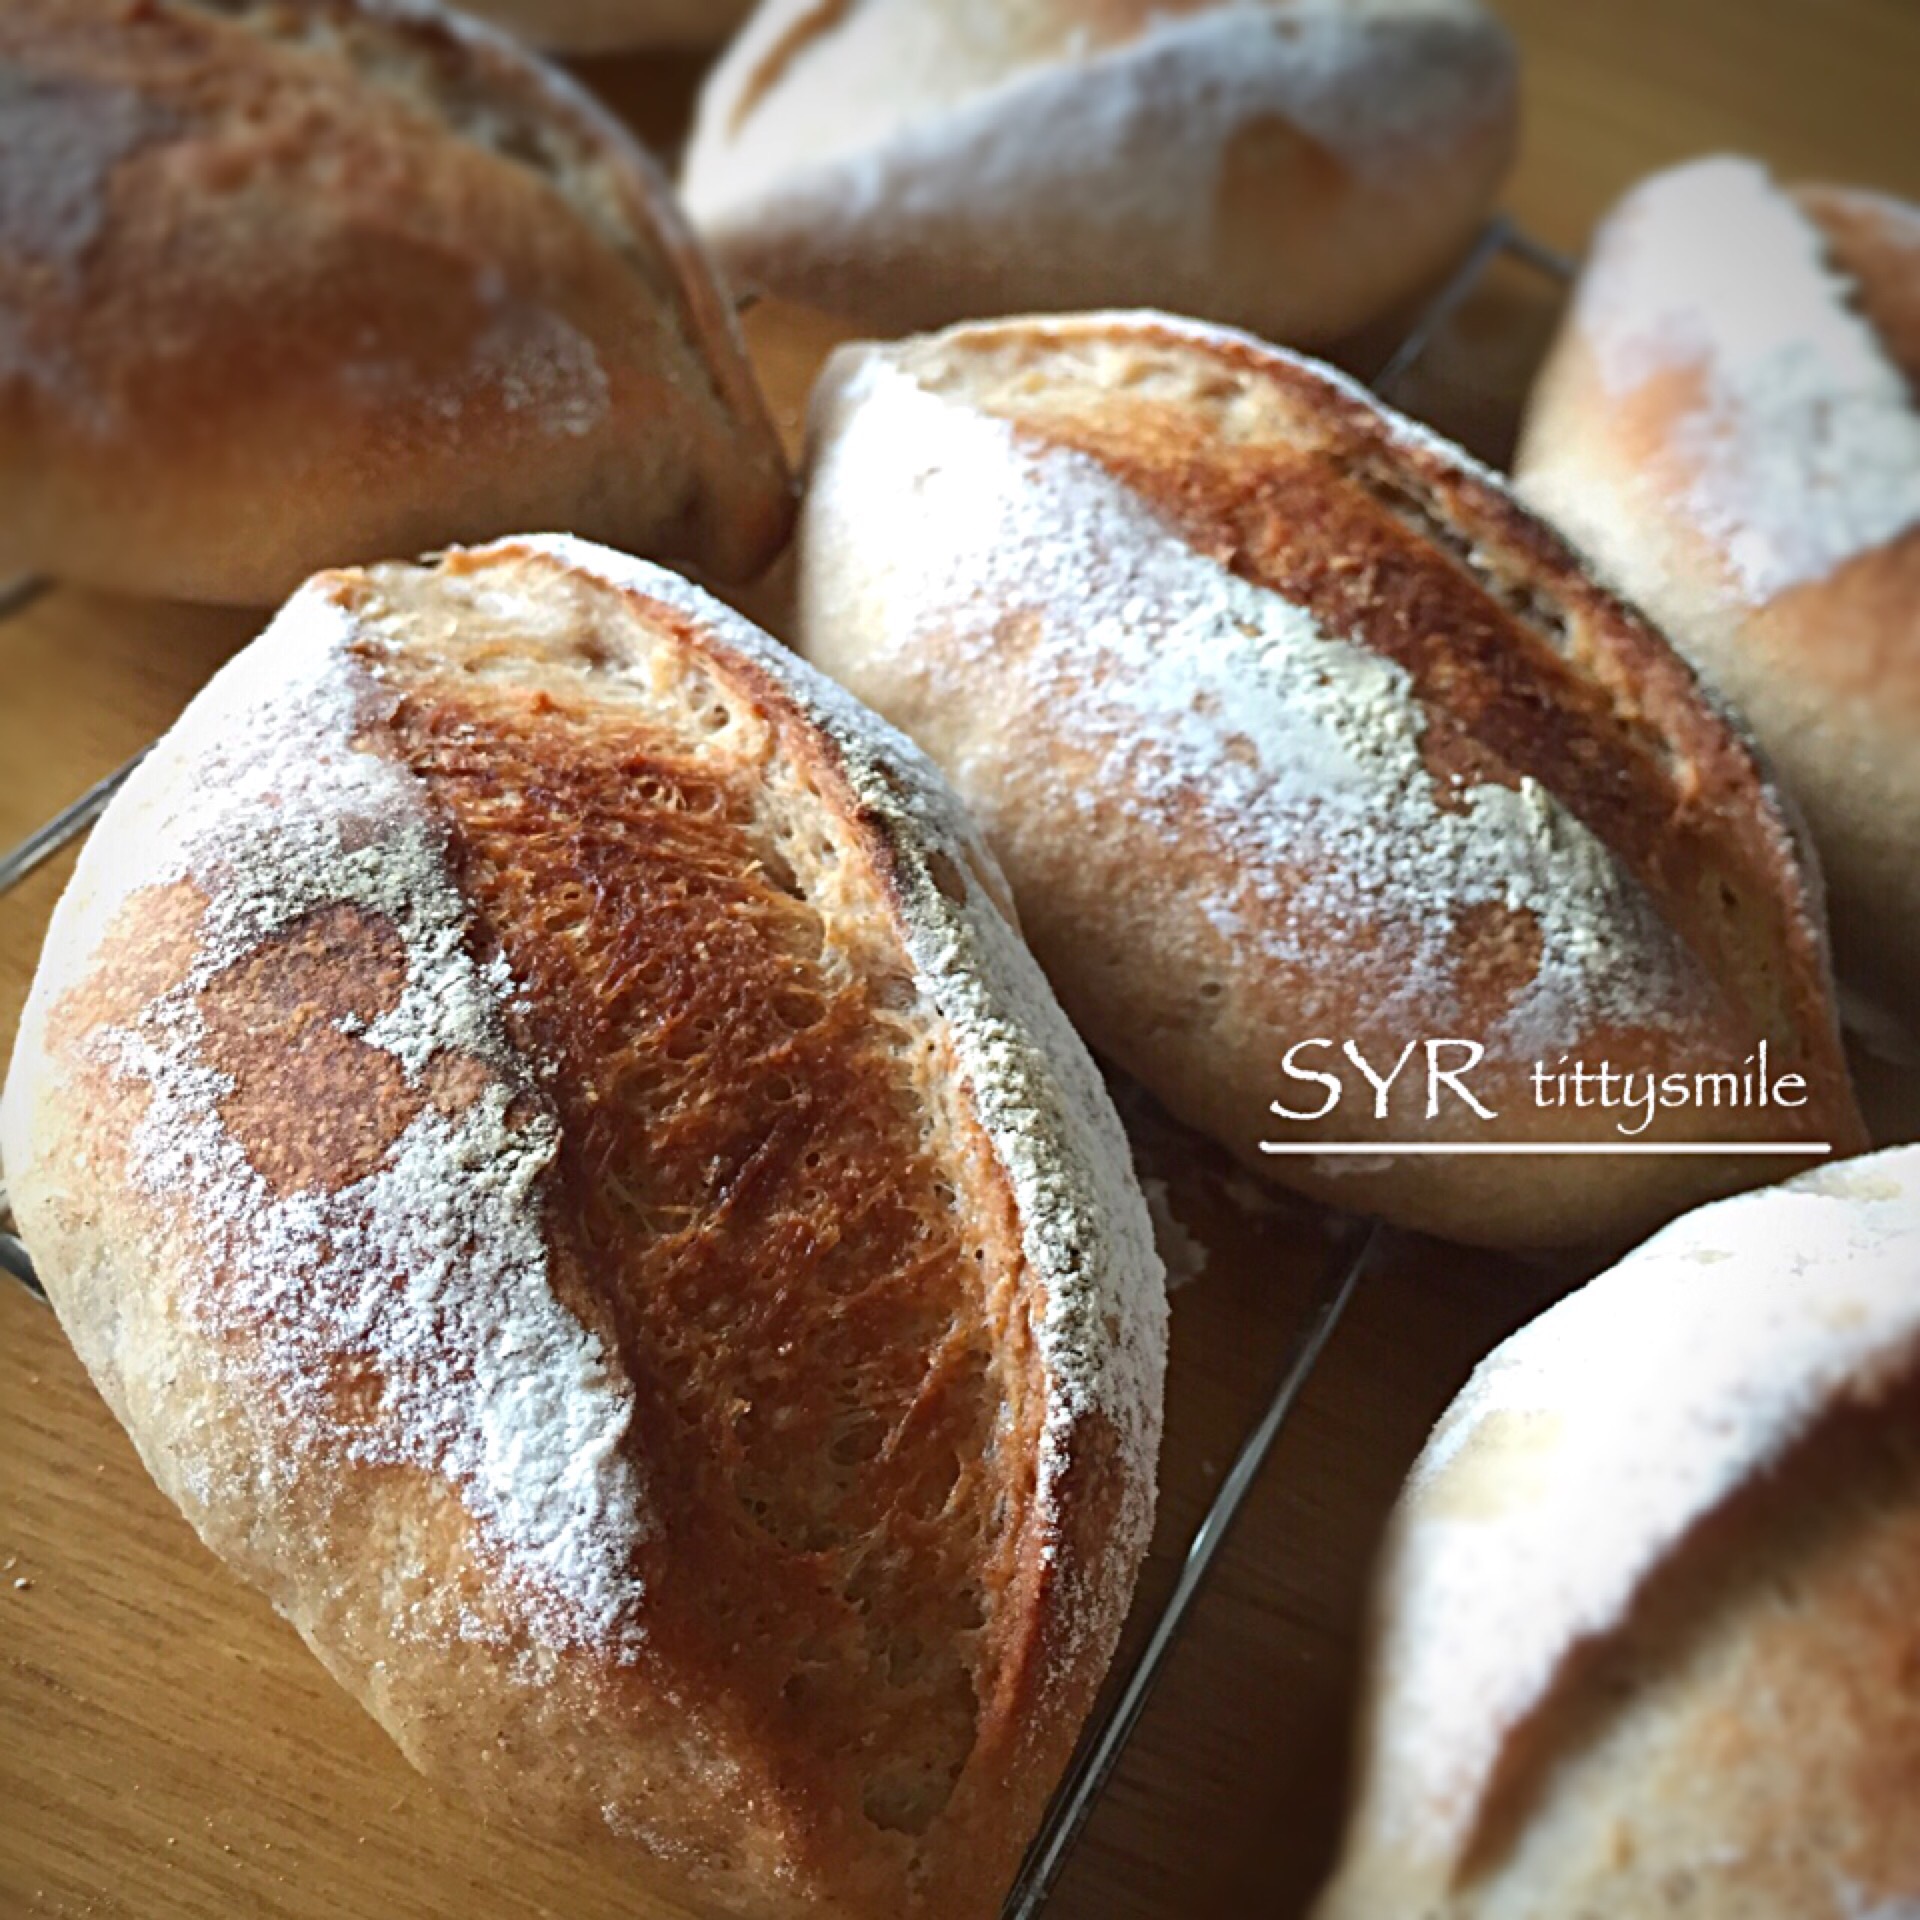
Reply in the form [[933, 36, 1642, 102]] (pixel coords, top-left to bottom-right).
[[0, 539, 1163, 1920], [0, 0, 792, 596], [797, 312, 1865, 1249]]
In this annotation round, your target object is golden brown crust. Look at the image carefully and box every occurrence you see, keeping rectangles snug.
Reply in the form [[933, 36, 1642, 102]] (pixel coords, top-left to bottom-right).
[[356, 564, 1058, 1872], [0, 541, 1164, 1918], [0, 0, 793, 600], [1798, 183, 1920, 388], [1007, 320, 1842, 1070], [798, 313, 1865, 1250]]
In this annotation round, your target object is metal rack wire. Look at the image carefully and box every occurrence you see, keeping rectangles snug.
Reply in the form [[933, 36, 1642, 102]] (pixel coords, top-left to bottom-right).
[[0, 221, 1574, 1915]]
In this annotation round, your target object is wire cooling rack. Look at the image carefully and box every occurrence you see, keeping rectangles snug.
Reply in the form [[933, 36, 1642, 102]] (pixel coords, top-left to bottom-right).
[[0, 219, 1575, 1916]]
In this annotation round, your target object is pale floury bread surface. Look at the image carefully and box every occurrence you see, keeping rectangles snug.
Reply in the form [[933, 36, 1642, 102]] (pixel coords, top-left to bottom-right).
[[1313, 1146, 1920, 1918], [1516, 157, 1920, 1055], [0, 537, 1167, 1920], [796, 312, 1866, 1251], [681, 0, 1518, 341], [460, 0, 755, 51], [0, 0, 792, 602]]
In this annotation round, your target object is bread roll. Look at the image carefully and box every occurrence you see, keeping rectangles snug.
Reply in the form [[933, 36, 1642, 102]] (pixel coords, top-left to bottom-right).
[[796, 311, 1865, 1251], [1313, 1146, 1920, 1919], [460, 0, 754, 53], [1516, 157, 1920, 1056], [0, 0, 791, 603], [0, 535, 1166, 1920], [681, 0, 1518, 342]]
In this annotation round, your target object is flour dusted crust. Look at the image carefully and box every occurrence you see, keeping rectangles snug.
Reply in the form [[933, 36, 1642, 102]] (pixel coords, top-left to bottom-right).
[[796, 311, 1865, 1250], [681, 0, 1517, 341], [1517, 157, 1920, 1052], [1313, 1146, 1920, 1919], [461, 0, 755, 52], [0, 537, 1166, 1920], [0, 0, 791, 602]]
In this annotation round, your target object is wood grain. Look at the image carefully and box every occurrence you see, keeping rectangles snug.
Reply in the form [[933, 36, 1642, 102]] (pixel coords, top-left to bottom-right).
[[3, 3, 1915, 1916]]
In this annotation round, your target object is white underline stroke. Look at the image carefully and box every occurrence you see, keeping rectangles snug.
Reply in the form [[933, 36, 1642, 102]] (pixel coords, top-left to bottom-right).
[[1258, 1142, 1834, 1157]]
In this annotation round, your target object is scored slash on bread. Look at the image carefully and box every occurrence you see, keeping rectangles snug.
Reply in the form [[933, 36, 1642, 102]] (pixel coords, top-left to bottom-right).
[[1516, 156, 1920, 1055], [681, 0, 1518, 342], [0, 537, 1167, 1920], [0, 0, 793, 603], [796, 310, 1865, 1251], [1312, 1147, 1920, 1918]]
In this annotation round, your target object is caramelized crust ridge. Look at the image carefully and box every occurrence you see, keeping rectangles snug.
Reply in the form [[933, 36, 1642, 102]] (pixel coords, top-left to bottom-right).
[[353, 562, 1037, 1848]]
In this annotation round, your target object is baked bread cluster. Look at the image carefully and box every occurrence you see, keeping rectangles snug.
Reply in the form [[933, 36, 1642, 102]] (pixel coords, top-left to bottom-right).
[[3, 2, 1914, 1916]]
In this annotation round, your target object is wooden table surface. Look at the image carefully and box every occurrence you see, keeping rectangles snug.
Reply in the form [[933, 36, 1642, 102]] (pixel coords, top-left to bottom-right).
[[4, 4, 1917, 1917]]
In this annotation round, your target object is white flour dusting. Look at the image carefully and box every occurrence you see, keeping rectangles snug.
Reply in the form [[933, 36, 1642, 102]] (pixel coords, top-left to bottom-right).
[[1839, 1888, 1920, 1920], [1576, 155, 1920, 605], [335, 273, 610, 441], [805, 349, 1713, 1061], [0, 72, 176, 422], [684, 0, 1512, 321], [483, 305, 608, 437], [1140, 1177, 1208, 1292], [61, 585, 651, 1653], [0, 71, 172, 271], [692, 0, 1505, 208]]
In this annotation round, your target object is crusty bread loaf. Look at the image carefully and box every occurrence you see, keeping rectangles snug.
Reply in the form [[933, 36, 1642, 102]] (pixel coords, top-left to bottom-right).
[[0, 0, 792, 603], [0, 536, 1166, 1920], [1313, 1146, 1920, 1919], [796, 311, 1865, 1251], [461, 0, 755, 53], [1516, 157, 1920, 1056], [681, 0, 1518, 342]]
